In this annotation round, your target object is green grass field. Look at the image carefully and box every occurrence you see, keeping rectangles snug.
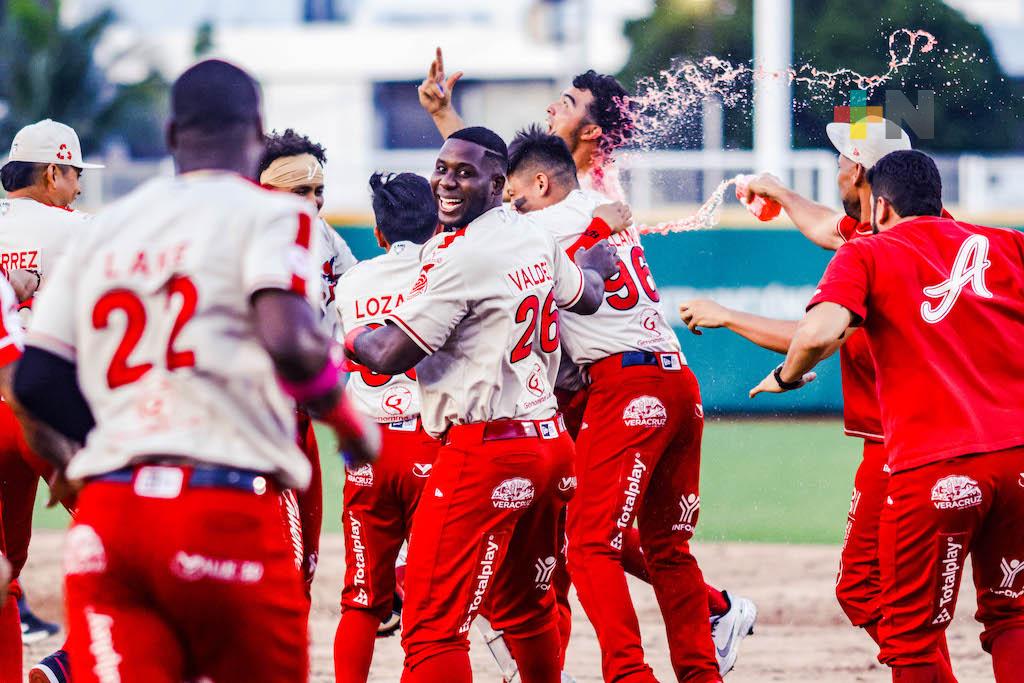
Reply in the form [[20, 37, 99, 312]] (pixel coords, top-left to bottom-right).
[[31, 418, 860, 544]]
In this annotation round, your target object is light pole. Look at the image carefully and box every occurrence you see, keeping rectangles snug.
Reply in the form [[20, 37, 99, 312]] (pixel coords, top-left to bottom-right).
[[752, 0, 792, 179]]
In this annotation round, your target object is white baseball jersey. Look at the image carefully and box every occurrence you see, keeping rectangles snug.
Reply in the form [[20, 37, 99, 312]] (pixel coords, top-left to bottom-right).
[[579, 163, 625, 202], [29, 172, 320, 488], [0, 198, 91, 285], [316, 217, 357, 338], [386, 207, 585, 438], [0, 276, 24, 368], [335, 240, 422, 423], [531, 189, 682, 367]]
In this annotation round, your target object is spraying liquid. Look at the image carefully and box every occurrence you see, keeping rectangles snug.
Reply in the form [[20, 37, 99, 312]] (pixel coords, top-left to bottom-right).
[[638, 177, 738, 236], [637, 174, 781, 235], [621, 29, 936, 234]]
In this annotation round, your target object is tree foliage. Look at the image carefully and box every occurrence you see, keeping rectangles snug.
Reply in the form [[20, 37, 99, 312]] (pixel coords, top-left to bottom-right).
[[0, 0, 168, 158], [619, 0, 1023, 151]]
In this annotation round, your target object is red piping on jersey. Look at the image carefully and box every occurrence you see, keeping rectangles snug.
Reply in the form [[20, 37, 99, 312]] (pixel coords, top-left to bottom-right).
[[290, 213, 313, 296], [437, 227, 467, 251], [388, 314, 434, 353]]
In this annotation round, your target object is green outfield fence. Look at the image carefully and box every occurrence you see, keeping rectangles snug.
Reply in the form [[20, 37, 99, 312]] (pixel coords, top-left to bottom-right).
[[336, 225, 842, 415]]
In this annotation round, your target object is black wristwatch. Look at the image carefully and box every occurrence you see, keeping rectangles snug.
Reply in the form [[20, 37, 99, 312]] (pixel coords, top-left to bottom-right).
[[773, 364, 803, 391]]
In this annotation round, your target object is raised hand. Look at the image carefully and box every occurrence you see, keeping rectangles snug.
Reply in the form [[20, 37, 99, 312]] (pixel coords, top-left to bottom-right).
[[417, 47, 463, 116], [737, 172, 785, 204], [593, 201, 632, 235]]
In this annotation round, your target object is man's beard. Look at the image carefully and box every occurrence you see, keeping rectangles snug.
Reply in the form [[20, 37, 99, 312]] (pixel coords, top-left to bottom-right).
[[842, 194, 862, 222]]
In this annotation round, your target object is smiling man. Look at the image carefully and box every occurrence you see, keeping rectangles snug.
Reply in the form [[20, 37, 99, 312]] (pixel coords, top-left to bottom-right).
[[418, 48, 632, 199], [345, 126, 620, 682]]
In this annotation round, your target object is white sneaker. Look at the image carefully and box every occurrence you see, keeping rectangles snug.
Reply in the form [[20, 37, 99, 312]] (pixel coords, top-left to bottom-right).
[[560, 673, 577, 683], [710, 591, 757, 676]]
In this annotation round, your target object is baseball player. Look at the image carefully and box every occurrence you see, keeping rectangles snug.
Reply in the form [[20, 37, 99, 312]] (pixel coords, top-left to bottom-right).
[[0, 273, 27, 680], [258, 128, 359, 603], [418, 48, 630, 200], [505, 126, 725, 682], [12, 59, 379, 681], [332, 171, 441, 683], [257, 127, 358, 335], [678, 117, 950, 656], [751, 149, 1024, 683], [0, 119, 102, 683], [345, 126, 619, 682], [419, 50, 755, 674]]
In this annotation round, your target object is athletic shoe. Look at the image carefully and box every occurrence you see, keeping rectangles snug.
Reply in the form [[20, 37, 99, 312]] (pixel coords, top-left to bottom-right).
[[377, 590, 402, 638], [560, 672, 577, 683], [710, 591, 757, 676], [19, 597, 60, 644], [29, 649, 70, 683]]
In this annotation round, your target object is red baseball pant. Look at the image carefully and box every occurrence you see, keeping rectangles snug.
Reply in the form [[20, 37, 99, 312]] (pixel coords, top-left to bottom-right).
[[400, 420, 575, 683], [837, 439, 888, 627], [281, 410, 324, 603], [0, 424, 20, 683], [877, 447, 1024, 682], [335, 419, 440, 683], [0, 400, 56, 581], [567, 358, 720, 683], [551, 387, 730, 667], [65, 467, 309, 682]]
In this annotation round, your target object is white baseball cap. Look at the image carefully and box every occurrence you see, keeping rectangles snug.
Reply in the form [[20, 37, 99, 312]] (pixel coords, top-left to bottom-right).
[[826, 116, 911, 169], [4, 119, 104, 170]]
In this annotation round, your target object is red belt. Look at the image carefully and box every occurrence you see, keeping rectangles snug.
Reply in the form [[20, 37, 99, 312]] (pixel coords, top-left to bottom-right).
[[444, 416, 567, 445]]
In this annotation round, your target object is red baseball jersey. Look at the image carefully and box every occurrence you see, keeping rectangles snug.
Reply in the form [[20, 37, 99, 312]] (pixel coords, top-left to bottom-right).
[[809, 215, 1024, 472], [832, 210, 954, 441], [834, 215, 884, 441]]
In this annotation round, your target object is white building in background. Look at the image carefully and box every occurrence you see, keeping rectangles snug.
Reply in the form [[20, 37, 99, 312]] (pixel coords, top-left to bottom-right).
[[64, 0, 653, 216], [58, 0, 1024, 221]]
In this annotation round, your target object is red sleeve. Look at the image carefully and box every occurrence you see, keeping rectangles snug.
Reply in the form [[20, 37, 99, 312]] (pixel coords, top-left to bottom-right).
[[806, 243, 871, 324], [565, 217, 612, 258], [0, 343, 21, 368], [837, 215, 873, 243], [0, 311, 22, 369]]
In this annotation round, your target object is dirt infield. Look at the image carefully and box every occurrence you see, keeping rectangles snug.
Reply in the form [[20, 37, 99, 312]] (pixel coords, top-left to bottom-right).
[[21, 530, 992, 682]]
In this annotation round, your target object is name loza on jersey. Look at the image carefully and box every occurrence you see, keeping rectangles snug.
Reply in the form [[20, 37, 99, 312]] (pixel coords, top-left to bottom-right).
[[354, 292, 406, 320], [103, 243, 189, 281]]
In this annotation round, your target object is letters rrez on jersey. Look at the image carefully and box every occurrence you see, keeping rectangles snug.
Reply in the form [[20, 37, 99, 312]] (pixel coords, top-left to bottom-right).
[[0, 198, 92, 284]]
